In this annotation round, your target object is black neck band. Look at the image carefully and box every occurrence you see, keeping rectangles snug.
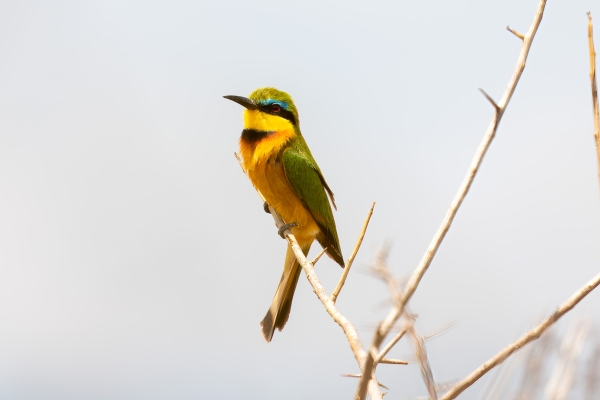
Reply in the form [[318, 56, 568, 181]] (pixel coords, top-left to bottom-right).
[[241, 129, 273, 143]]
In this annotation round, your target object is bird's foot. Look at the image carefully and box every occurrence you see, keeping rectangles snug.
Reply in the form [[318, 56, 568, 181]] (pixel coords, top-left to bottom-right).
[[263, 201, 271, 214], [278, 222, 298, 238]]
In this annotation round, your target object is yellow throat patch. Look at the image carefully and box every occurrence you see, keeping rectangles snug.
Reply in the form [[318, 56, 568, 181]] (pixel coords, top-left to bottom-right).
[[243, 109, 295, 132]]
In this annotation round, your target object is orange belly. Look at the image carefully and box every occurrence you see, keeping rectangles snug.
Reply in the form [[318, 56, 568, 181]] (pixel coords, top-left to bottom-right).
[[241, 143, 319, 246]]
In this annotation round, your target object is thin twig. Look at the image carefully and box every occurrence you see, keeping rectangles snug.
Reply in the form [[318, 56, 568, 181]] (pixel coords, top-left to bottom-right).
[[356, 3, 547, 398], [331, 202, 376, 303], [375, 328, 407, 364], [424, 320, 460, 341], [506, 25, 525, 40], [366, 252, 437, 398], [588, 12, 600, 191], [234, 152, 245, 172], [408, 320, 438, 400], [311, 247, 327, 266], [380, 358, 408, 365], [514, 326, 554, 399], [356, 249, 399, 399], [235, 152, 266, 203], [440, 271, 600, 399]]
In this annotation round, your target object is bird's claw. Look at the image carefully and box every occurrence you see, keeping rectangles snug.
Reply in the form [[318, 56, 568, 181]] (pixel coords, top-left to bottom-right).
[[263, 201, 271, 214], [278, 222, 298, 238]]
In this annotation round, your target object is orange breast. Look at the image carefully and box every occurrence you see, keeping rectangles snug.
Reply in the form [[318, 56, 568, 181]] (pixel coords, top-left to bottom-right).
[[240, 132, 320, 246]]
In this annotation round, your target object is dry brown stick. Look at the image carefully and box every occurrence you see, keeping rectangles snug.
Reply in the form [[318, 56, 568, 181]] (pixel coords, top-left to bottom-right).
[[440, 271, 600, 399], [369, 251, 437, 397], [514, 327, 554, 398], [506, 25, 525, 40], [408, 321, 438, 400], [355, 248, 401, 400], [589, 12, 600, 190], [380, 358, 409, 365], [375, 328, 407, 365], [268, 204, 383, 400], [311, 247, 328, 265], [234, 153, 383, 399], [331, 202, 376, 303], [356, 324, 386, 399], [356, 3, 547, 398]]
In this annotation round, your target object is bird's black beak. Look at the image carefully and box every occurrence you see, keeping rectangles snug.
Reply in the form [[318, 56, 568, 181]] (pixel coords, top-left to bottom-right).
[[223, 95, 258, 110]]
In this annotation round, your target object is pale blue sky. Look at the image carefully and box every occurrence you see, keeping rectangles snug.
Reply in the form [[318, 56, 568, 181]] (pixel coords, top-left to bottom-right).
[[0, 1, 599, 399]]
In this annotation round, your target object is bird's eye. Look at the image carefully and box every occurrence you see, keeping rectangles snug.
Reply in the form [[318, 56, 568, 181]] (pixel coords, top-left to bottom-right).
[[271, 104, 281, 113]]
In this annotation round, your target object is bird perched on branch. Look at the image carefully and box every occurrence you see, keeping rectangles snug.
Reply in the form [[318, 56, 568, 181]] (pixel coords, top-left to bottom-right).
[[224, 87, 344, 342]]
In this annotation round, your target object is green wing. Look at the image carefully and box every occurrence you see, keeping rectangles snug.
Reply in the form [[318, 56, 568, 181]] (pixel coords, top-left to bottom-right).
[[282, 147, 344, 267]]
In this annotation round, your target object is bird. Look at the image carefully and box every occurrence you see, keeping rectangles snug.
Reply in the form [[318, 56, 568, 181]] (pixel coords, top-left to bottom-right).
[[224, 87, 344, 342]]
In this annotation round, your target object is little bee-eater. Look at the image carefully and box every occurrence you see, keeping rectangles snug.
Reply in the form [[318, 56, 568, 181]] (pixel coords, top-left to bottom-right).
[[225, 87, 344, 342]]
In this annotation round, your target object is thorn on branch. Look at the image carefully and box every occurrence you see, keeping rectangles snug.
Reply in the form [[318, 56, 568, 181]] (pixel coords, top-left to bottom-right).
[[341, 374, 390, 390], [478, 88, 500, 112], [506, 25, 525, 40]]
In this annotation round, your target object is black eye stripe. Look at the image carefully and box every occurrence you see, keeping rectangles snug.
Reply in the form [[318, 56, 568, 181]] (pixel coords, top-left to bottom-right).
[[259, 104, 297, 125]]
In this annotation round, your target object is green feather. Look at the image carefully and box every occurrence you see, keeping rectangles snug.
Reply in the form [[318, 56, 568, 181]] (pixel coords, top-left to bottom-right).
[[282, 140, 344, 267]]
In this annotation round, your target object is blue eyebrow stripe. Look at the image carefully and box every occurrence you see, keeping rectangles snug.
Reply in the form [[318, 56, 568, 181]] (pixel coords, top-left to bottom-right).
[[258, 99, 289, 109]]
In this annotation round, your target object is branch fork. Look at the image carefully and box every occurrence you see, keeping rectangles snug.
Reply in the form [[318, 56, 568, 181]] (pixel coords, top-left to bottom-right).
[[234, 3, 600, 399]]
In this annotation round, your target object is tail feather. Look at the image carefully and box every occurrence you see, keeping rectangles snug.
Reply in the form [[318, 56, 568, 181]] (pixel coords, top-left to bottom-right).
[[260, 242, 311, 342], [316, 232, 344, 268]]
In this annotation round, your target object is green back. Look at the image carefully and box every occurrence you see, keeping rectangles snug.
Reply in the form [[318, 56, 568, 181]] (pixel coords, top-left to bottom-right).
[[282, 134, 344, 267]]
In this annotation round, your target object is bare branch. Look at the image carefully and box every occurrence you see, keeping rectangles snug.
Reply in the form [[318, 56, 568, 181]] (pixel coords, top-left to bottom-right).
[[408, 321, 438, 400], [362, 252, 437, 399], [311, 247, 327, 266], [263, 203, 383, 400], [357, 250, 403, 399], [356, 4, 548, 398], [588, 12, 600, 191], [375, 328, 407, 364], [440, 271, 600, 399], [332, 202, 376, 303], [514, 326, 554, 398], [379, 358, 408, 365], [356, 323, 386, 400], [506, 25, 525, 40]]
